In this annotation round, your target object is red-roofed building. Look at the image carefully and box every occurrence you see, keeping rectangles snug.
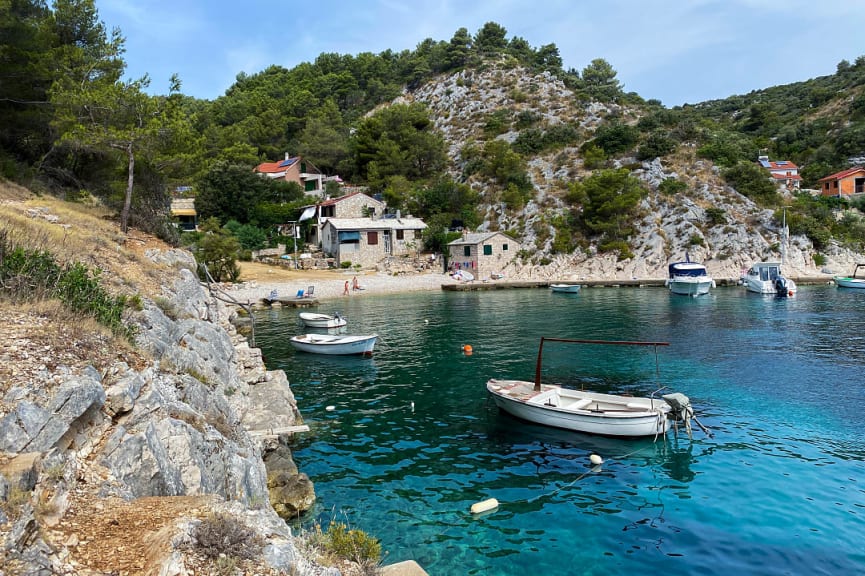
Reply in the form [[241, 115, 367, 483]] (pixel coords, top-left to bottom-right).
[[757, 155, 802, 190], [254, 153, 329, 195], [818, 167, 865, 197]]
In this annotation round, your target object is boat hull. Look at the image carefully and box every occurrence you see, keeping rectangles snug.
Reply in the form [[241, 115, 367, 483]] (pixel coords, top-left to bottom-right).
[[550, 284, 581, 293], [487, 379, 670, 437], [835, 277, 865, 289], [299, 313, 347, 328], [667, 278, 713, 296], [290, 334, 377, 355]]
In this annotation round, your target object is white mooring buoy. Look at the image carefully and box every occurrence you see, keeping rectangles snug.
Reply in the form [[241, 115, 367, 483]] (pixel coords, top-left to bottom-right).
[[470, 498, 499, 515], [589, 454, 604, 466], [325, 405, 336, 412]]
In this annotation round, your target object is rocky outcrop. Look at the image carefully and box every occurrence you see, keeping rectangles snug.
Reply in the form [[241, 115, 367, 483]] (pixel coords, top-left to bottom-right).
[[396, 63, 862, 281], [0, 249, 329, 574]]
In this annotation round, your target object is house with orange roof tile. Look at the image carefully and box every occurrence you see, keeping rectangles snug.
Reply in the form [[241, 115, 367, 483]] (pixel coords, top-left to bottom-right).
[[818, 166, 865, 198], [254, 153, 336, 196], [757, 155, 801, 190]]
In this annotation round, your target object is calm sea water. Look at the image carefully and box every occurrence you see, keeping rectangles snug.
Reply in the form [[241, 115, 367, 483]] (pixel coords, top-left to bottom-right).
[[253, 285, 865, 576]]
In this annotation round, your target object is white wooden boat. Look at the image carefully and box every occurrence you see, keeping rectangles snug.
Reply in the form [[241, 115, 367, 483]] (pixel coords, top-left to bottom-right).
[[299, 312, 346, 328], [834, 264, 865, 289], [486, 338, 702, 439], [743, 261, 797, 297], [289, 333, 377, 355], [665, 256, 714, 296], [550, 284, 581, 293]]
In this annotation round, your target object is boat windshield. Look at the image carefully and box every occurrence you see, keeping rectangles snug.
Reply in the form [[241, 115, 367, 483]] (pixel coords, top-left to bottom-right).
[[669, 264, 707, 278]]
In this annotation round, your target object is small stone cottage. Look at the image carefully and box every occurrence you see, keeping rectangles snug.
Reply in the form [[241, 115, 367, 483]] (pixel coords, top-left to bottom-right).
[[322, 216, 427, 268], [447, 231, 520, 279]]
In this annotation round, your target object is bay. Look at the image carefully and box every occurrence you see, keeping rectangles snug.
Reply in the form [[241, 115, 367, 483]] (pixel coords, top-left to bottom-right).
[[254, 285, 865, 576]]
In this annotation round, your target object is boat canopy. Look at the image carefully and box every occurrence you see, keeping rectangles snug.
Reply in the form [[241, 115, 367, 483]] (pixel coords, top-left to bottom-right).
[[668, 262, 708, 277]]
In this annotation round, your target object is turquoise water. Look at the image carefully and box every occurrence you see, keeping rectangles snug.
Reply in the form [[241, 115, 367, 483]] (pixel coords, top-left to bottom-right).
[[254, 285, 865, 576]]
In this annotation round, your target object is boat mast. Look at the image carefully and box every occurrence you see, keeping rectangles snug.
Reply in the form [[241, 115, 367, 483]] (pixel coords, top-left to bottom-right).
[[781, 206, 788, 270]]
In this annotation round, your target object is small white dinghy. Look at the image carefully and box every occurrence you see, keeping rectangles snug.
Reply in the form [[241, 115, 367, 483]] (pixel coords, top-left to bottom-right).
[[289, 333, 377, 355], [550, 284, 581, 294], [299, 312, 347, 328], [486, 337, 705, 439]]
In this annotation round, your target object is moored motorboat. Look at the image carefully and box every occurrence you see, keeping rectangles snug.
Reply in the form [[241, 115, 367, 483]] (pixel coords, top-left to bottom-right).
[[299, 311, 347, 328], [834, 263, 865, 289], [743, 261, 797, 297], [550, 284, 581, 294], [486, 338, 704, 439], [289, 333, 377, 355], [665, 256, 714, 296]]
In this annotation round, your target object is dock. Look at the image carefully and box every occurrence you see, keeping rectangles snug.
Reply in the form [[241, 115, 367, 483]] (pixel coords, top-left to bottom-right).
[[441, 276, 833, 291], [259, 297, 319, 308]]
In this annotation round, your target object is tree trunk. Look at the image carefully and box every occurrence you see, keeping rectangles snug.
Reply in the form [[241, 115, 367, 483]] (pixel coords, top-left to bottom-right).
[[120, 142, 134, 234]]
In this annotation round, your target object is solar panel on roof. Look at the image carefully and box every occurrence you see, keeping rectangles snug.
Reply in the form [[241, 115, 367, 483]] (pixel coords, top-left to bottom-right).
[[279, 158, 297, 167]]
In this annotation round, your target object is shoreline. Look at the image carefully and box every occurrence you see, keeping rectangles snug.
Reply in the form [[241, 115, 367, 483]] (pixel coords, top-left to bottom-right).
[[222, 268, 836, 306], [224, 270, 463, 304]]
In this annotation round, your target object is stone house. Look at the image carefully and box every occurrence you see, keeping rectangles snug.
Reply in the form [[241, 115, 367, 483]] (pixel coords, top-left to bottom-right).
[[818, 167, 865, 197], [321, 216, 427, 268], [757, 155, 801, 190], [298, 192, 386, 247], [254, 153, 330, 196], [447, 232, 520, 279]]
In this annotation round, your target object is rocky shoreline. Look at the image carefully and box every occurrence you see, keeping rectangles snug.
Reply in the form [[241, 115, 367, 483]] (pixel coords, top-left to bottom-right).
[[0, 248, 338, 575]]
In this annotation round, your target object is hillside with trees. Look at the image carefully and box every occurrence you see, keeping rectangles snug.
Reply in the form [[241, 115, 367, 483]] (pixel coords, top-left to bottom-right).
[[2, 0, 865, 278]]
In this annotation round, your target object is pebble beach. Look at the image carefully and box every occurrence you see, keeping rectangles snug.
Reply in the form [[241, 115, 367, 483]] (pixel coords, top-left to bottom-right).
[[224, 270, 463, 304]]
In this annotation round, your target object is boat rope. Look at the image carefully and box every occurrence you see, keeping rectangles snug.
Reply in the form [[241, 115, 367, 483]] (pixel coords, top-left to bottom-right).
[[523, 443, 656, 505]]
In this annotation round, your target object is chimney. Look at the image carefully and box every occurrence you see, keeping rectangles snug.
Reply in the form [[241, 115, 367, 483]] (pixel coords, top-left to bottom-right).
[[285, 152, 289, 161]]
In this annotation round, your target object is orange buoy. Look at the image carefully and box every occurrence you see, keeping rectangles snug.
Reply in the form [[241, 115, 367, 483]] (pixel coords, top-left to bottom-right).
[[463, 344, 473, 354]]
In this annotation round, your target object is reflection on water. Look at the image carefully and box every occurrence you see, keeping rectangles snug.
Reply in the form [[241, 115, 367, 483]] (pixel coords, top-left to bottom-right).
[[255, 286, 865, 576]]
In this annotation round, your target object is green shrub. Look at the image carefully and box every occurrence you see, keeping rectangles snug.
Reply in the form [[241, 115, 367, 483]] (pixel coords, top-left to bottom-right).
[[706, 207, 727, 225], [813, 253, 827, 266], [324, 522, 381, 564], [658, 178, 687, 196], [340, 261, 352, 269], [0, 230, 131, 338]]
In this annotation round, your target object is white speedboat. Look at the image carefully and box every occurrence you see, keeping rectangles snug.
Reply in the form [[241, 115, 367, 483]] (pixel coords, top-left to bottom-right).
[[289, 333, 377, 355], [834, 264, 865, 289], [486, 338, 702, 439], [665, 257, 714, 296], [743, 262, 797, 297], [550, 284, 581, 294], [299, 312, 346, 328]]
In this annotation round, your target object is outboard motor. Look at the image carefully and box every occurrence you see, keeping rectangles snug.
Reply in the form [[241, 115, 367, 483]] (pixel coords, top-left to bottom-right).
[[663, 392, 712, 439], [663, 392, 695, 438], [774, 276, 789, 297]]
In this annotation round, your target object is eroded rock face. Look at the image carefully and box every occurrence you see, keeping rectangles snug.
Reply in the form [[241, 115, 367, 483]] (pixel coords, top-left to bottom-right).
[[0, 251, 323, 574], [264, 442, 316, 520]]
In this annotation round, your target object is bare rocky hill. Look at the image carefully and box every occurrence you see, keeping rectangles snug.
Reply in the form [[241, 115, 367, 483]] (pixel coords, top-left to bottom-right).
[[396, 60, 861, 281]]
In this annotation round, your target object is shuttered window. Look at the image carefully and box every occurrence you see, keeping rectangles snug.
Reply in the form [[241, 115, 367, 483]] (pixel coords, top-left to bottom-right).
[[368, 231, 378, 245]]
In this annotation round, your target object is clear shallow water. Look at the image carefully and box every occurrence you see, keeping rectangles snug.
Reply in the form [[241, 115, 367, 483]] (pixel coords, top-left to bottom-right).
[[254, 286, 865, 576]]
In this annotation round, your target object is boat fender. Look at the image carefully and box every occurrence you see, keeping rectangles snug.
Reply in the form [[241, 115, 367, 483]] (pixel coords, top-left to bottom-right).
[[470, 498, 499, 515], [589, 454, 604, 466]]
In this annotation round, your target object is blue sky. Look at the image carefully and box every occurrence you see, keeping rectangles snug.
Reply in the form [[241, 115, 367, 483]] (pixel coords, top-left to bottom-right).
[[97, 0, 865, 107]]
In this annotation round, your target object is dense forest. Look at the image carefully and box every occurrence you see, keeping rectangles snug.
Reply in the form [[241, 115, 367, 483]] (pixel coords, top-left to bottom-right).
[[3, 0, 865, 269]]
